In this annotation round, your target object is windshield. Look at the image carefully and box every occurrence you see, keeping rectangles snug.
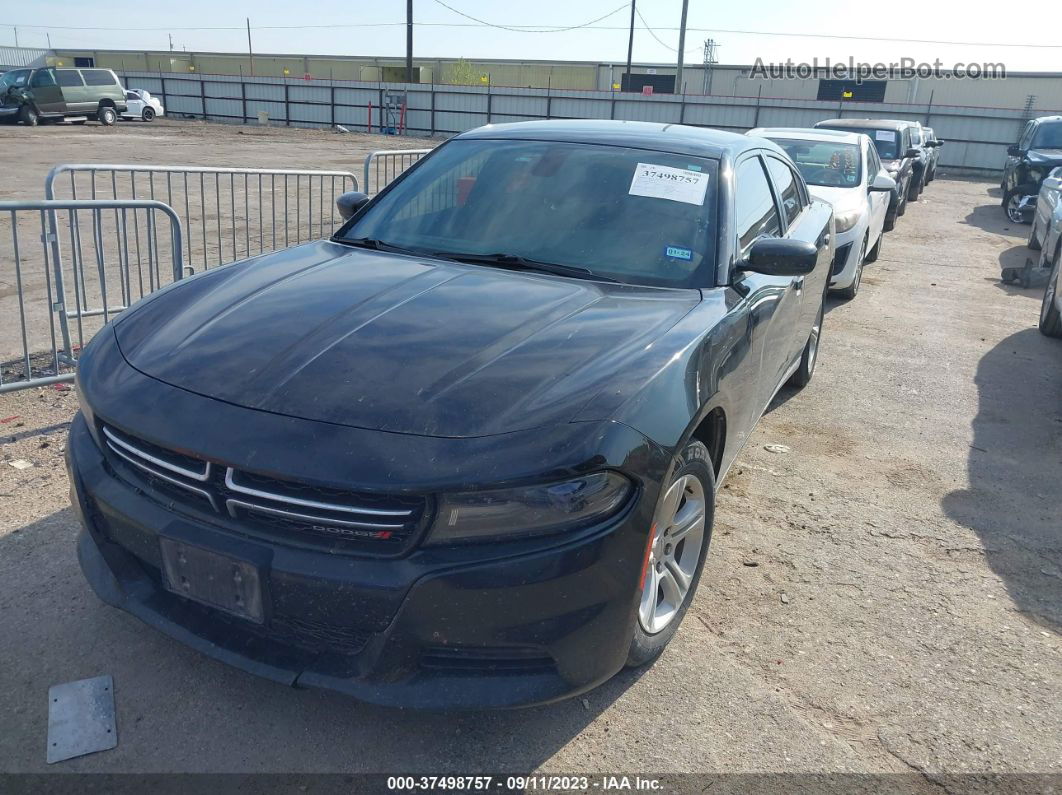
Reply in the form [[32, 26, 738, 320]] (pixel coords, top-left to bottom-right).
[[768, 139, 862, 187], [0, 70, 30, 91], [339, 139, 719, 288], [1032, 122, 1062, 150], [824, 127, 899, 160]]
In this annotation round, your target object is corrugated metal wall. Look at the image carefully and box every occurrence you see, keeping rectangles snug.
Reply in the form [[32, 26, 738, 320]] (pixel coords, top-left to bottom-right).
[[123, 70, 1044, 173]]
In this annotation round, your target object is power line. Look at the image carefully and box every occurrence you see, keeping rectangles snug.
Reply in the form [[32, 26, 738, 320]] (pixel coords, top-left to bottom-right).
[[633, 7, 700, 55], [427, 0, 631, 34], [7, 18, 1062, 49]]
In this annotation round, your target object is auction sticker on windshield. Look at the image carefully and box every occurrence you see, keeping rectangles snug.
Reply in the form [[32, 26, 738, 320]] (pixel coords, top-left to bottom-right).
[[629, 163, 709, 205]]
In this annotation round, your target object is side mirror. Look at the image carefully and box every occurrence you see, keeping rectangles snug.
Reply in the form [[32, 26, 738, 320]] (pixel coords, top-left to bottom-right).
[[935, 139, 945, 146], [869, 172, 897, 193], [337, 191, 370, 221], [904, 148, 920, 159], [1007, 145, 1022, 157], [742, 238, 818, 277]]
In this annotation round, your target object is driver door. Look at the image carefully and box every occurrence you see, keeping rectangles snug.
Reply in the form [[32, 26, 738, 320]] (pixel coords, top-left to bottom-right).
[[28, 69, 63, 115]]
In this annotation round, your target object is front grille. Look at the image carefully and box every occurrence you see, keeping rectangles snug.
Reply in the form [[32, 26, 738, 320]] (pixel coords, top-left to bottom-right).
[[832, 243, 853, 276], [101, 424, 428, 555]]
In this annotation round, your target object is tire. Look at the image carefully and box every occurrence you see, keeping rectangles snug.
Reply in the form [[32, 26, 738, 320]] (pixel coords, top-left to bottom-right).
[[837, 236, 867, 300], [1040, 247, 1062, 338], [627, 440, 715, 668], [788, 301, 824, 388], [883, 209, 896, 232], [865, 230, 882, 263], [1029, 220, 1042, 251], [97, 105, 117, 126], [19, 105, 38, 126], [1003, 187, 1032, 224], [896, 189, 908, 217], [142, 107, 155, 122]]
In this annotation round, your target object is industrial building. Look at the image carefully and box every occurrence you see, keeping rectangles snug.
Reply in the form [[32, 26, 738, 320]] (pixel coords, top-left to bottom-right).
[[2, 45, 1059, 112]]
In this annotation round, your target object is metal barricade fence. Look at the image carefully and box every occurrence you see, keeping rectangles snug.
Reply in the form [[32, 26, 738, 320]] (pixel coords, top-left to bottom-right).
[[363, 150, 432, 195], [44, 164, 360, 281], [0, 199, 183, 394]]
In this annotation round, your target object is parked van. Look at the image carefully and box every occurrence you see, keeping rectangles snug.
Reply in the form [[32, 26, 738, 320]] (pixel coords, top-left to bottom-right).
[[0, 67, 127, 126]]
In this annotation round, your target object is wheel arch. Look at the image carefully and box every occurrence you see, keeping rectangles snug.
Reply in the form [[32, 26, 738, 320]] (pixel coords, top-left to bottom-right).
[[689, 407, 726, 478]]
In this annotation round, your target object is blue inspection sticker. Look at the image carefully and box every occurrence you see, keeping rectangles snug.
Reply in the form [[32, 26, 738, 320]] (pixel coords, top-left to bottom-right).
[[666, 245, 693, 261]]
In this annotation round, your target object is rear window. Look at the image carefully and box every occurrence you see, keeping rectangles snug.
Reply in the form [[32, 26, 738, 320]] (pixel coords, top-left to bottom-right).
[[81, 70, 117, 86]]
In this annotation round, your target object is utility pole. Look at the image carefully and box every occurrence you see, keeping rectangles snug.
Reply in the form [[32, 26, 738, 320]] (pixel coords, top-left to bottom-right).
[[624, 0, 636, 92], [246, 18, 254, 76], [47, 32, 52, 49], [675, 0, 689, 94], [406, 0, 414, 83], [13, 27, 18, 48], [169, 33, 174, 52]]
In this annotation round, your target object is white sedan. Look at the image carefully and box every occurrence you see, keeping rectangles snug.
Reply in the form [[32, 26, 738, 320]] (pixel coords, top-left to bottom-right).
[[749, 127, 895, 299], [121, 89, 164, 122]]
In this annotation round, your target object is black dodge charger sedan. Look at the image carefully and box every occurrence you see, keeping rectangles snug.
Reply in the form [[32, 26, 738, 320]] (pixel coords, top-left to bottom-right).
[[68, 120, 834, 709]]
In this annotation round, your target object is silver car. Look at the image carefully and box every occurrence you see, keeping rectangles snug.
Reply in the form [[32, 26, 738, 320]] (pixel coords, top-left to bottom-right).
[[1029, 166, 1062, 253], [1039, 194, 1062, 337]]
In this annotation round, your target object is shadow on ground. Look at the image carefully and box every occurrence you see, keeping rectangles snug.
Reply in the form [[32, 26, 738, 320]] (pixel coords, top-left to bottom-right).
[[963, 202, 1029, 239], [0, 507, 645, 773], [941, 328, 1062, 632]]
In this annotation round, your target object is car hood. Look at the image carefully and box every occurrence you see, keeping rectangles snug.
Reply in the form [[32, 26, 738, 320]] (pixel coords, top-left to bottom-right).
[[114, 240, 699, 438], [808, 185, 865, 210], [1028, 149, 1062, 167]]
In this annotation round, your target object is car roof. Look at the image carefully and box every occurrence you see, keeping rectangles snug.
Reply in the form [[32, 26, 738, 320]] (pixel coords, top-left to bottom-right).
[[1033, 115, 1062, 125], [748, 127, 866, 145], [815, 118, 912, 132], [457, 120, 780, 160]]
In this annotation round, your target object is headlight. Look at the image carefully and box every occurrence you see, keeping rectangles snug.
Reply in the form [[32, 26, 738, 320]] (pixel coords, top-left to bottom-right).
[[428, 471, 632, 544], [1028, 168, 1044, 183], [833, 209, 862, 234]]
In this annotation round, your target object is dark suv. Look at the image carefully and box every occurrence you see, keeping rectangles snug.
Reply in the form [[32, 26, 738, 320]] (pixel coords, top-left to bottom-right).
[[815, 118, 922, 230], [1002, 115, 1062, 223], [0, 67, 126, 126]]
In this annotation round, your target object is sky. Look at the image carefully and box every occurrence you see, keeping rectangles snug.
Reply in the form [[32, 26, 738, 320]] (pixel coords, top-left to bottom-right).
[[7, 0, 1062, 72]]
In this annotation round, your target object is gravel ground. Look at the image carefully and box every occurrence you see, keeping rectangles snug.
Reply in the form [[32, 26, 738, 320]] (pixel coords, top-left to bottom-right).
[[0, 122, 1059, 787]]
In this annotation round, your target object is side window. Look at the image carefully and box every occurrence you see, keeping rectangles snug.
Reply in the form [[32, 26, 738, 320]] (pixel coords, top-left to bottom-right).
[[735, 157, 782, 251], [765, 156, 803, 228], [1018, 122, 1035, 150], [29, 69, 57, 88], [81, 69, 117, 87], [866, 141, 880, 175], [126, 91, 139, 101], [55, 70, 84, 87]]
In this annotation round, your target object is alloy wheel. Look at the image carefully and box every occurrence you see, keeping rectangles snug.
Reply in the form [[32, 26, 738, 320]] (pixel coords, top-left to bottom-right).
[[1006, 196, 1025, 223], [638, 474, 707, 634]]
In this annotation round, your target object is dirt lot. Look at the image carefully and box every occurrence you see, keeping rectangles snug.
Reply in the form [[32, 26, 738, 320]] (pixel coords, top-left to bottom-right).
[[0, 121, 1059, 787]]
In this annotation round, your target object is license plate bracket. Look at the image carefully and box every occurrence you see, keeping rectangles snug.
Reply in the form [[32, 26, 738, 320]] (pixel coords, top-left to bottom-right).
[[159, 538, 264, 624]]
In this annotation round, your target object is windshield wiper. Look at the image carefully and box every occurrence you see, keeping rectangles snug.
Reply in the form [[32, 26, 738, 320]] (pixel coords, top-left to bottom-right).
[[336, 237, 426, 256], [432, 252, 618, 283]]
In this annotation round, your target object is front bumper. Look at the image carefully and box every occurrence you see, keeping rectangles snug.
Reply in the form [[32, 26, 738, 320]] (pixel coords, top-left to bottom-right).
[[67, 409, 658, 709], [828, 225, 864, 289]]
